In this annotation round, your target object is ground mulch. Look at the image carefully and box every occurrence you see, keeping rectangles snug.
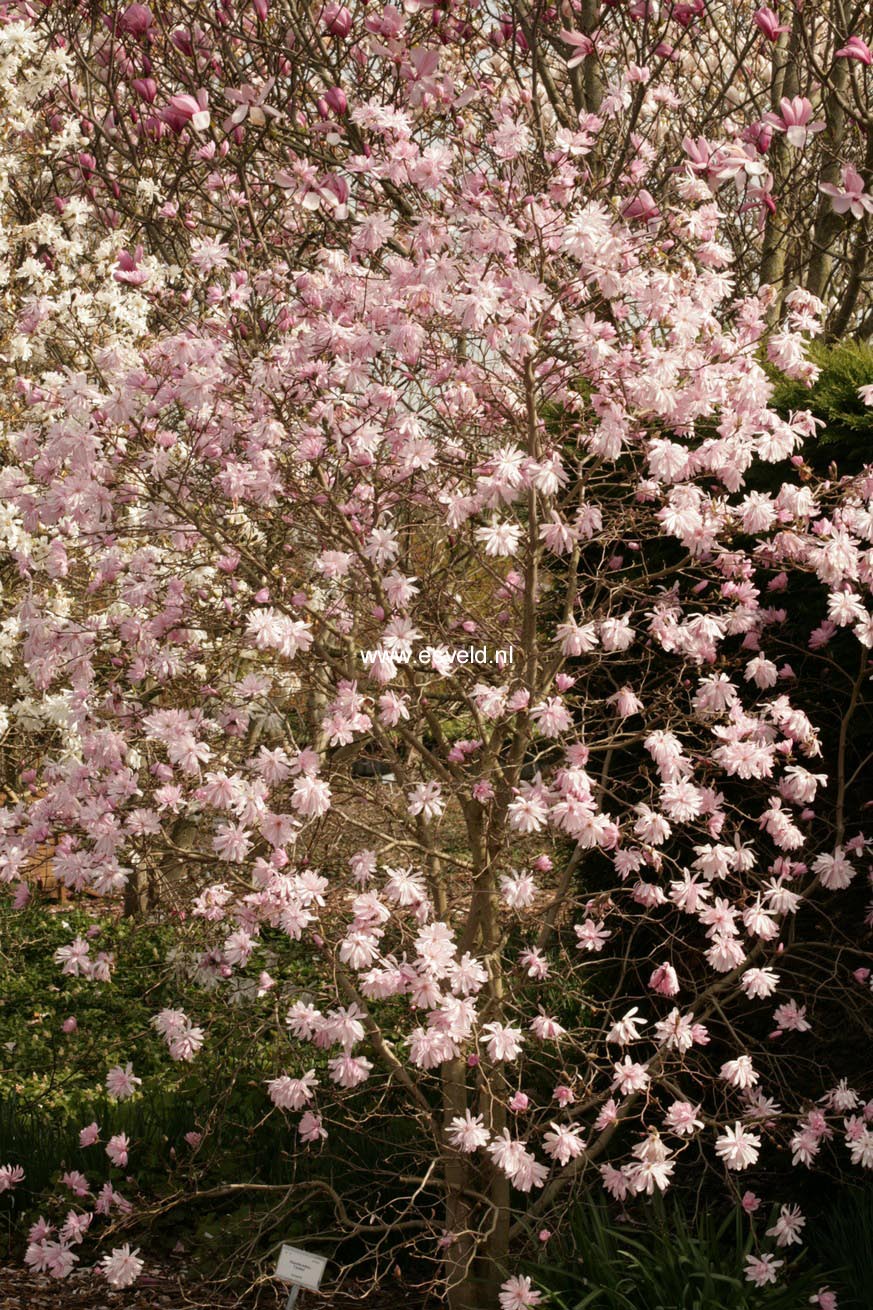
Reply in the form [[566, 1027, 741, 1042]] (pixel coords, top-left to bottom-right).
[[0, 1265, 422, 1309], [0, 1265, 241, 1310]]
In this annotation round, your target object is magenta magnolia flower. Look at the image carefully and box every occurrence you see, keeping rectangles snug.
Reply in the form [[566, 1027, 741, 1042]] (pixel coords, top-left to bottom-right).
[[835, 35, 872, 64], [130, 77, 157, 103], [741, 120, 774, 154], [672, 0, 705, 29], [222, 79, 281, 131], [764, 96, 824, 147], [113, 247, 149, 285], [160, 91, 210, 134], [558, 28, 595, 68], [321, 2, 352, 36], [119, 3, 153, 37], [621, 189, 660, 223], [820, 165, 873, 219], [753, 6, 789, 41]]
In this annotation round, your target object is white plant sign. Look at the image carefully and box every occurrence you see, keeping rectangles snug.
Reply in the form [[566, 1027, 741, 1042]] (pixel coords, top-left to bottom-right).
[[274, 1244, 327, 1306]]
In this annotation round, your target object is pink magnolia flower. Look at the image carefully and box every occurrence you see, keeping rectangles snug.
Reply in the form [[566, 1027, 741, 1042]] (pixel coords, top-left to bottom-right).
[[663, 1101, 703, 1135], [100, 1244, 144, 1289], [672, 0, 705, 29], [0, 1164, 24, 1192], [719, 1055, 758, 1089], [611, 1056, 651, 1095], [499, 1275, 542, 1310], [606, 1007, 647, 1044], [625, 1133, 675, 1195], [298, 1111, 327, 1143], [78, 1123, 100, 1148], [767, 1203, 806, 1246], [649, 962, 680, 996], [482, 1022, 524, 1063], [406, 781, 445, 821], [820, 166, 873, 219], [32, 1240, 78, 1279], [741, 176, 777, 227], [773, 998, 811, 1032], [715, 1123, 761, 1170], [543, 1123, 585, 1165], [60, 1211, 92, 1244], [327, 1054, 372, 1088], [267, 1070, 318, 1111], [600, 1162, 630, 1200], [291, 775, 332, 818], [574, 919, 611, 952], [106, 1134, 130, 1168], [745, 1254, 784, 1287], [54, 937, 90, 976], [105, 1063, 141, 1101], [765, 97, 824, 148], [61, 1170, 89, 1197], [681, 134, 715, 177], [530, 1013, 565, 1040], [447, 1110, 490, 1152]]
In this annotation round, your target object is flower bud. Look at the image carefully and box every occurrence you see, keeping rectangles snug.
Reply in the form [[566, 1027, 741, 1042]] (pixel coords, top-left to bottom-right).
[[324, 86, 348, 116]]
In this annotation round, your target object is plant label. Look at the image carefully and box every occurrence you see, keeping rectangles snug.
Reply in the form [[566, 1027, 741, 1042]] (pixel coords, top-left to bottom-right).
[[275, 1244, 327, 1291]]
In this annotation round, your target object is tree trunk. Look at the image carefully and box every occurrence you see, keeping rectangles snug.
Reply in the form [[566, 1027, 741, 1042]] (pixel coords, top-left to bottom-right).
[[805, 0, 850, 300], [122, 865, 148, 917], [579, 0, 603, 113], [442, 1059, 477, 1310], [760, 17, 801, 316]]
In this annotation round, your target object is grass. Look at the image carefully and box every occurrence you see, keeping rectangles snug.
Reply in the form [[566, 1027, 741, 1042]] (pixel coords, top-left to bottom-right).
[[529, 1197, 830, 1310]]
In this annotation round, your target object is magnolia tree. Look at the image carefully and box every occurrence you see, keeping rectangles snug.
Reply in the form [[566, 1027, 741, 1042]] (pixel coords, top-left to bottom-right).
[[1, 0, 873, 1306]]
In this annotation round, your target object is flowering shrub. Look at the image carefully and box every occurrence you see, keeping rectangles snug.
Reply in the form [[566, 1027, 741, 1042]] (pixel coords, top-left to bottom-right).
[[0, 1, 872, 1306]]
